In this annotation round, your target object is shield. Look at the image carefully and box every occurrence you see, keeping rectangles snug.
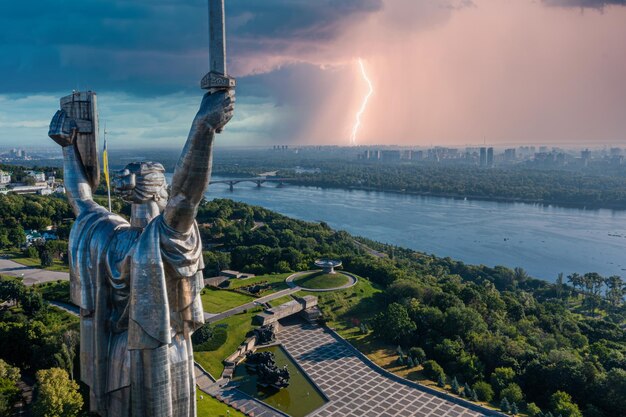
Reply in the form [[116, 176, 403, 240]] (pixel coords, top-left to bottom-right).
[[60, 91, 100, 191]]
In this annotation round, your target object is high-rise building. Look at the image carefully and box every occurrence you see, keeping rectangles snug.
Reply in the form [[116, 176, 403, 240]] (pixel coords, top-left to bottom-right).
[[487, 147, 494, 167], [479, 147, 487, 167], [504, 148, 516, 162]]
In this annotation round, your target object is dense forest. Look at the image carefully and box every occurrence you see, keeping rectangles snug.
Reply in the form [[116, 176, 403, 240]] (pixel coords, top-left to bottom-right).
[[285, 163, 626, 210], [0, 191, 625, 416]]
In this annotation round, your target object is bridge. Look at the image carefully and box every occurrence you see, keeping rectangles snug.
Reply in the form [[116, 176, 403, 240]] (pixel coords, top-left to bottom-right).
[[209, 177, 294, 191]]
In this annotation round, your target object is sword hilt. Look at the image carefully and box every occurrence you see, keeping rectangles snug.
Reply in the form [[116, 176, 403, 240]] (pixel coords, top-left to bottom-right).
[[200, 71, 236, 90]]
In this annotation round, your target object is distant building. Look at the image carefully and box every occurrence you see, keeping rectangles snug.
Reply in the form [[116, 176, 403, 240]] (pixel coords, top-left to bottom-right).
[[412, 150, 424, 161], [380, 150, 401, 162], [487, 147, 494, 167], [26, 170, 45, 182], [479, 147, 487, 167], [0, 171, 10, 184], [581, 149, 592, 166], [504, 148, 516, 162]]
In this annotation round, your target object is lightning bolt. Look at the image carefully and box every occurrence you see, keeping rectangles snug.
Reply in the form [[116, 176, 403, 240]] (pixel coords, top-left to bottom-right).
[[350, 58, 373, 146]]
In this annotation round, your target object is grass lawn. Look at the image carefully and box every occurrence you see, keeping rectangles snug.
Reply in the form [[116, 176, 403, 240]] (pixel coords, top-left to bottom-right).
[[299, 273, 381, 324], [2, 250, 70, 273], [200, 288, 256, 314], [293, 271, 349, 289], [35, 280, 72, 304], [194, 308, 261, 378], [267, 294, 295, 308], [226, 273, 291, 294], [196, 388, 245, 417]]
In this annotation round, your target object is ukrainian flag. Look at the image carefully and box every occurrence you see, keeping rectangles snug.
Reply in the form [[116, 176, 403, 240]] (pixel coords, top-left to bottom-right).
[[103, 131, 112, 211]]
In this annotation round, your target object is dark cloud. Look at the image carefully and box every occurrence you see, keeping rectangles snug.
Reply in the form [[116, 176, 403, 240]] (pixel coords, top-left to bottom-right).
[[0, 0, 381, 95], [543, 0, 626, 8]]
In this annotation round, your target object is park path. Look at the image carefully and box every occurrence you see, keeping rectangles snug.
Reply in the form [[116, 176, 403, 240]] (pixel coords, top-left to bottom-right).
[[0, 257, 69, 286], [204, 287, 301, 323]]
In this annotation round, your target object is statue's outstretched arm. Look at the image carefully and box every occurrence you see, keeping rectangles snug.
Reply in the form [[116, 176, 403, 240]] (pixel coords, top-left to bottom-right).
[[163, 90, 234, 233], [49, 110, 96, 216]]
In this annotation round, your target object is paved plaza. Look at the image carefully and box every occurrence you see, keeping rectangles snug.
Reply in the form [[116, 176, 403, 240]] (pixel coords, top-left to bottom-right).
[[278, 319, 496, 417]]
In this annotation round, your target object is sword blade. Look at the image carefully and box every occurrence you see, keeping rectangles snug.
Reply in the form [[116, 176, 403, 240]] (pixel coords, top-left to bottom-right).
[[209, 0, 226, 75]]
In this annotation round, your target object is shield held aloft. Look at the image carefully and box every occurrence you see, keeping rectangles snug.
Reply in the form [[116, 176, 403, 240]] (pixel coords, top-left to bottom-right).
[[60, 91, 100, 191]]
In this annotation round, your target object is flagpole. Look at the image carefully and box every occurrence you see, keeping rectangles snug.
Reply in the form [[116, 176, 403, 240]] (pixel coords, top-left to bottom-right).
[[103, 121, 112, 212]]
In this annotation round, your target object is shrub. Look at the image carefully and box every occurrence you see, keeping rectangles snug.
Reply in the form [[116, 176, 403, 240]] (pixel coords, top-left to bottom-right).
[[500, 382, 523, 404], [422, 360, 445, 381], [409, 347, 426, 364], [526, 403, 542, 416], [472, 381, 494, 402], [195, 326, 228, 352]]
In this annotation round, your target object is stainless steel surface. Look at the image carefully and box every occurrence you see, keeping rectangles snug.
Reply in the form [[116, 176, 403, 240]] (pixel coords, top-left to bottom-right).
[[49, 83, 234, 416], [200, 0, 235, 92], [209, 0, 226, 75], [59, 91, 100, 191]]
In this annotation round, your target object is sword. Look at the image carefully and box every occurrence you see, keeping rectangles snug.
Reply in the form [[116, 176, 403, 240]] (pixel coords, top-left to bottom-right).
[[201, 0, 236, 99]]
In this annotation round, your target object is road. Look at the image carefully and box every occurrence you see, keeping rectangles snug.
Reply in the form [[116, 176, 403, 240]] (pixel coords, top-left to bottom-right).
[[0, 257, 300, 325], [0, 257, 69, 285], [204, 287, 301, 323]]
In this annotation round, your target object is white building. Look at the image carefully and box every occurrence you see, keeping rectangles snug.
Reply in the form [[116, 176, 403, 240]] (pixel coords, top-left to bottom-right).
[[0, 171, 10, 184], [26, 170, 46, 182]]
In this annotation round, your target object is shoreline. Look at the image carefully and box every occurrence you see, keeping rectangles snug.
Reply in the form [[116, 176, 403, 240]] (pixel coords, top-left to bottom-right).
[[285, 180, 626, 211]]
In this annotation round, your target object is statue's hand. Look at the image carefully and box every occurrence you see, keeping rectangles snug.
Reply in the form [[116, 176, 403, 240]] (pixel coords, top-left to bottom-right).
[[48, 110, 78, 147], [194, 89, 235, 132]]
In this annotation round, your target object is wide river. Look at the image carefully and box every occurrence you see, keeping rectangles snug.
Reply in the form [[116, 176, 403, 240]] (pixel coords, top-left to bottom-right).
[[195, 176, 626, 282]]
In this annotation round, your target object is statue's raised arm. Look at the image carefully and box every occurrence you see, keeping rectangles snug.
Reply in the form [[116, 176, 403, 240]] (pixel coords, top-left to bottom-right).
[[49, 109, 98, 217], [163, 90, 234, 233]]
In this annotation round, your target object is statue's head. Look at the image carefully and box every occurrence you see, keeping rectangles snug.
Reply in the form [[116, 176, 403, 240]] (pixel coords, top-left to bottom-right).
[[113, 161, 168, 210]]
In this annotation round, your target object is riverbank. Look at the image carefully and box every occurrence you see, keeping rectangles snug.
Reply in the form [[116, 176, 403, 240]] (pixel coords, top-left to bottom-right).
[[288, 180, 626, 211]]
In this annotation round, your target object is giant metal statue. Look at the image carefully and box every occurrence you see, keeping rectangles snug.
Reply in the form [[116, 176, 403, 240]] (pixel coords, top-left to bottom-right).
[[47, 1, 235, 416]]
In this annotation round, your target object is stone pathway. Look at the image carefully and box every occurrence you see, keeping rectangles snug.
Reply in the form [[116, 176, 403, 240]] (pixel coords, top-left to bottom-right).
[[278, 319, 502, 417]]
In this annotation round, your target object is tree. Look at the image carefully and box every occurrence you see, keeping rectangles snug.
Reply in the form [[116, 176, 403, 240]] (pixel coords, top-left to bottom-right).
[[500, 398, 511, 413], [39, 248, 53, 268], [511, 402, 519, 415], [451, 377, 461, 395], [526, 403, 542, 417], [500, 383, 523, 404], [437, 373, 446, 388], [567, 273, 582, 296], [0, 359, 21, 416], [472, 381, 494, 402], [422, 360, 445, 382], [605, 275, 625, 308], [490, 367, 515, 396], [409, 347, 426, 365], [32, 368, 83, 417], [372, 302, 416, 343], [549, 391, 582, 417]]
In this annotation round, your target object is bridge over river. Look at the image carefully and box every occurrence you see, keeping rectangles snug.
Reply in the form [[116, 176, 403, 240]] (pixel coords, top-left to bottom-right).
[[209, 177, 294, 191]]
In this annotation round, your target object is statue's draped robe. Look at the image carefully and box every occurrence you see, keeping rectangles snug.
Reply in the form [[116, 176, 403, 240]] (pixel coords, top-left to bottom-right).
[[70, 205, 205, 417]]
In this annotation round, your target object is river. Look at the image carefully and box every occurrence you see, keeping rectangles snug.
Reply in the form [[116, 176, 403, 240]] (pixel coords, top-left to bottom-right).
[[191, 176, 626, 282]]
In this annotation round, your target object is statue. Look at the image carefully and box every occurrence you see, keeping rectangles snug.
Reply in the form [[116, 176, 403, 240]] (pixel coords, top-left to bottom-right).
[[48, 87, 233, 417], [48, 2, 235, 416]]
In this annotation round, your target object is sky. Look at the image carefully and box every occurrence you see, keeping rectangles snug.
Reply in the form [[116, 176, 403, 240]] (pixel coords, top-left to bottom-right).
[[1, 0, 626, 148]]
